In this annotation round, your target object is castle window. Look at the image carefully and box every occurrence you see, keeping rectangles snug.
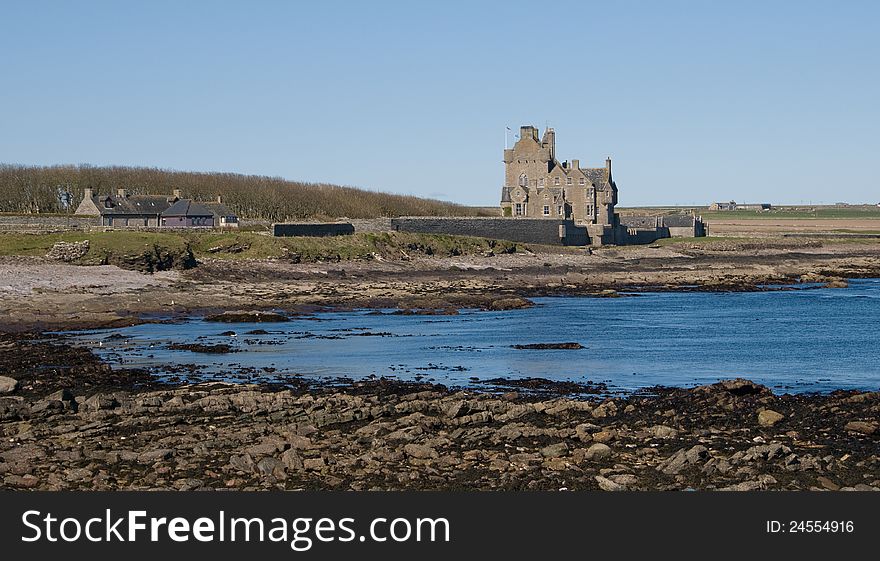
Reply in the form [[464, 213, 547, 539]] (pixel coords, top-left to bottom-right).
[[554, 177, 560, 186], [515, 203, 523, 216], [566, 177, 572, 185], [543, 205, 550, 216], [558, 206, 563, 216], [539, 178, 544, 186]]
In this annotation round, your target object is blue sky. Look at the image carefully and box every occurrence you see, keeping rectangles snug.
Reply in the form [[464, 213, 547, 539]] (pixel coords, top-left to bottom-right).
[[1, 0, 878, 206]]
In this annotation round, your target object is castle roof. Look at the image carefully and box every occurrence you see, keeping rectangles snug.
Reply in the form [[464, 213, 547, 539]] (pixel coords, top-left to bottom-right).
[[581, 167, 609, 186]]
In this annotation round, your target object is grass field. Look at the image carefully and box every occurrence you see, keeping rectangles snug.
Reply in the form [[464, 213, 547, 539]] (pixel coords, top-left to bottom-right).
[[0, 230, 523, 263], [618, 206, 880, 220]]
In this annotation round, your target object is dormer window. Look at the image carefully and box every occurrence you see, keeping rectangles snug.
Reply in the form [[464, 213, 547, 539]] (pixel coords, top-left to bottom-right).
[[579, 177, 585, 185], [539, 178, 544, 186], [554, 177, 560, 186], [566, 177, 572, 185]]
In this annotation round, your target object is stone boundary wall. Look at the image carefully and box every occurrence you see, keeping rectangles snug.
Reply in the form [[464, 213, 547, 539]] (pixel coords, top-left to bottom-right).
[[0, 215, 98, 231], [272, 223, 355, 237], [390, 217, 589, 246], [625, 228, 668, 245]]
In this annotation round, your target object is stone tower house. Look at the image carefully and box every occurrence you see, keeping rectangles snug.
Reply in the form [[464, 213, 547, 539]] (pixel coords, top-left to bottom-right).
[[500, 125, 619, 227]]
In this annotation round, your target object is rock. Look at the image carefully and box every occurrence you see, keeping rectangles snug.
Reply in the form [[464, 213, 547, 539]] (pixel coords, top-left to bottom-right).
[[45, 389, 75, 402], [137, 449, 173, 464], [648, 425, 678, 439], [844, 421, 877, 435], [823, 278, 849, 289], [584, 443, 612, 461], [81, 394, 120, 412], [543, 458, 569, 471], [595, 475, 625, 491], [574, 423, 596, 442], [281, 449, 304, 470], [591, 401, 617, 419], [758, 409, 785, 427], [245, 442, 283, 457], [403, 443, 439, 459], [255, 457, 287, 479], [817, 476, 839, 491], [658, 445, 709, 475], [487, 297, 534, 311], [591, 430, 616, 444], [303, 458, 326, 471], [711, 379, 770, 397], [540, 442, 569, 458], [0, 376, 19, 395], [610, 474, 639, 486], [511, 342, 584, 350], [204, 311, 289, 323], [46, 240, 89, 261], [684, 445, 709, 464]]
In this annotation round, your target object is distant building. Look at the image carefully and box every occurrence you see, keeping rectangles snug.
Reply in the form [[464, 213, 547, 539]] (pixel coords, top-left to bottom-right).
[[494, 125, 705, 245], [161, 199, 214, 228], [204, 196, 239, 229], [74, 188, 237, 228], [500, 126, 617, 226], [709, 201, 737, 211], [738, 203, 772, 211]]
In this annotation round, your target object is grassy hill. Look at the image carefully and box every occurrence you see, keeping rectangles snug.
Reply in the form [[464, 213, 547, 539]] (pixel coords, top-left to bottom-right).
[[0, 164, 490, 220]]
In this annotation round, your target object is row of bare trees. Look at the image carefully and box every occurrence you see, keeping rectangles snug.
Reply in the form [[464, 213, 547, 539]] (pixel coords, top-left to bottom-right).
[[0, 164, 487, 220]]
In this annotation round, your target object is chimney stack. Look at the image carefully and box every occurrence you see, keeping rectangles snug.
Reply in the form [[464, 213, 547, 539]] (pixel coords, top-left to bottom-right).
[[571, 159, 579, 170], [172, 189, 182, 199], [216, 195, 222, 204], [117, 188, 127, 198], [83, 188, 93, 200]]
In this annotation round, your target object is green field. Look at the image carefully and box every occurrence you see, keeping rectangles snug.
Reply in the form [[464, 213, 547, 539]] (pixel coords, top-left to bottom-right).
[[619, 206, 880, 220], [0, 230, 524, 264]]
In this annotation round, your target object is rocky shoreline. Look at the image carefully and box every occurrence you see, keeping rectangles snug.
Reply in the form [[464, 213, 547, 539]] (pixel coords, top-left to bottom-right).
[[1, 333, 877, 491]]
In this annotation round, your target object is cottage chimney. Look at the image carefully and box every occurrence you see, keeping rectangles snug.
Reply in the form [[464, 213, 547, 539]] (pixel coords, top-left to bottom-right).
[[606, 156, 612, 174], [83, 188, 93, 200], [571, 159, 579, 170], [172, 189, 182, 199], [117, 188, 127, 198], [216, 195, 222, 204]]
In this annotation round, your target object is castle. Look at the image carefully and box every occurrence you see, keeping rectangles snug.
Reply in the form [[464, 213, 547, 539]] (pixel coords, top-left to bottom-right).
[[499, 125, 633, 244], [392, 124, 706, 246], [500, 125, 618, 227]]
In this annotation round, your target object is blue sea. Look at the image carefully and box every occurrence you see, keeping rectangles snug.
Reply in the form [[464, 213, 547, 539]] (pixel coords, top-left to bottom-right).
[[65, 279, 880, 394]]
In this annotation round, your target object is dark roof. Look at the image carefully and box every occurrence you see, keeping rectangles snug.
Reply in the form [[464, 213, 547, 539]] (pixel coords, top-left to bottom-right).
[[161, 199, 214, 217], [500, 186, 511, 203], [93, 195, 174, 216], [662, 215, 696, 227], [581, 167, 609, 186], [620, 215, 660, 229], [203, 201, 235, 217], [621, 215, 697, 228]]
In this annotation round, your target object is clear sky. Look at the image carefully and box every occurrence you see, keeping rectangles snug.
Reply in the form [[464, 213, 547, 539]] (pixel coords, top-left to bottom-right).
[[2, 0, 878, 206]]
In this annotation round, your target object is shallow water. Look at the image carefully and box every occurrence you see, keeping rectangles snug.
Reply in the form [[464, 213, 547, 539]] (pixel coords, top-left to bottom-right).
[[66, 279, 880, 394]]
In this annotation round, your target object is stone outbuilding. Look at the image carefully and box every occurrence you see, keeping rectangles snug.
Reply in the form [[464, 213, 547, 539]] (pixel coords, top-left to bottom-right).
[[75, 188, 237, 228]]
